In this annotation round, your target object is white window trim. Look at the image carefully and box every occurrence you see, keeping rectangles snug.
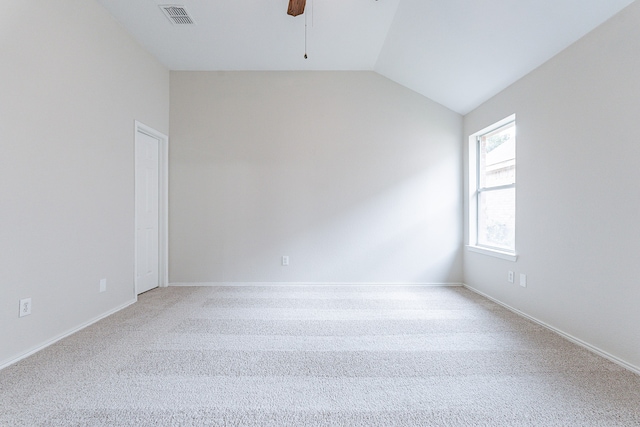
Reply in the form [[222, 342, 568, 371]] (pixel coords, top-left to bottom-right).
[[466, 245, 518, 262], [468, 114, 517, 262]]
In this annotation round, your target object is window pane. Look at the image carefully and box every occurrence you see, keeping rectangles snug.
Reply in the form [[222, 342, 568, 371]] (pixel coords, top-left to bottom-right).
[[478, 188, 515, 250], [479, 121, 515, 189]]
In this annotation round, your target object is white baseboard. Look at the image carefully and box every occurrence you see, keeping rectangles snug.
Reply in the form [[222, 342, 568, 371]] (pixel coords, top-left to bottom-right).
[[463, 283, 640, 376], [169, 282, 464, 287], [0, 298, 137, 371]]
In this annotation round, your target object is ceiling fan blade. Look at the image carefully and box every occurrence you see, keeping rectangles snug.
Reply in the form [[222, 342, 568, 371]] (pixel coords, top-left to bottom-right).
[[287, 0, 306, 17]]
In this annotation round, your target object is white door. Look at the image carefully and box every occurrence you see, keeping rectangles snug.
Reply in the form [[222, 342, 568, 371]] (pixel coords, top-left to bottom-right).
[[135, 131, 159, 294]]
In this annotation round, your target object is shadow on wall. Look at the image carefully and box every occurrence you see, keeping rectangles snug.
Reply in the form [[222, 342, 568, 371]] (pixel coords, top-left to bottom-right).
[[171, 147, 461, 283], [278, 165, 462, 283]]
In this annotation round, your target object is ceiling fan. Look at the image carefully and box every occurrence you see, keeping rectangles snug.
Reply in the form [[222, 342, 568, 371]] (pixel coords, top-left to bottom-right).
[[287, 0, 306, 17]]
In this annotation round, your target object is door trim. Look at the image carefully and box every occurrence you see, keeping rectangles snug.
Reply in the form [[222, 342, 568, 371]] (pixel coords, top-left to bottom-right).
[[134, 121, 169, 294]]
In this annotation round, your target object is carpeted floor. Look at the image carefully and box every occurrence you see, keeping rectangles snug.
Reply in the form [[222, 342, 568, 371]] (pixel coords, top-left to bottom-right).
[[1, 285, 639, 426]]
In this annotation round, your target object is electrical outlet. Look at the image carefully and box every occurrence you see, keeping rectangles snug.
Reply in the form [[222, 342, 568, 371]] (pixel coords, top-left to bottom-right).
[[508, 271, 514, 283], [282, 256, 289, 266], [19, 298, 32, 317], [520, 273, 527, 287], [100, 278, 107, 293]]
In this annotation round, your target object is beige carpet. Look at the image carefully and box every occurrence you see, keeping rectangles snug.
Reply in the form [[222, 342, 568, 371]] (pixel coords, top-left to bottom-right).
[[1, 285, 639, 426]]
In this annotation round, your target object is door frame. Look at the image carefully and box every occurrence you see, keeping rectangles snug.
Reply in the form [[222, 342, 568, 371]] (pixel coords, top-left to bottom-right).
[[134, 121, 169, 295]]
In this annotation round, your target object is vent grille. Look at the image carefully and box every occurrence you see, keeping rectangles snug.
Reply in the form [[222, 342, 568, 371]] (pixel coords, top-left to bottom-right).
[[160, 5, 195, 25]]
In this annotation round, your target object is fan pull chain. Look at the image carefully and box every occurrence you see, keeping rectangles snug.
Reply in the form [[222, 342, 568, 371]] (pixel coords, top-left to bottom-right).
[[304, 10, 308, 59]]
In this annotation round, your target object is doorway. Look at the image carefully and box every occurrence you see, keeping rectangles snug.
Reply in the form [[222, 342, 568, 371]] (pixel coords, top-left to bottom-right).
[[134, 122, 168, 295]]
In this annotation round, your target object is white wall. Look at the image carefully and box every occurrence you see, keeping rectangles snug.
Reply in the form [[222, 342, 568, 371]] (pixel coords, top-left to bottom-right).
[[170, 71, 462, 284], [0, 1, 169, 367], [463, 2, 640, 370]]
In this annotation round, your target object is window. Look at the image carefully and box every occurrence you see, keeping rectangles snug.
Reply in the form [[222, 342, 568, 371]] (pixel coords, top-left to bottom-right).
[[469, 116, 516, 256]]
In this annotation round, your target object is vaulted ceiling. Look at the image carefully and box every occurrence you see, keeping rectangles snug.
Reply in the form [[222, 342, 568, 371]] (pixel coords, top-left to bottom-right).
[[96, 0, 634, 114]]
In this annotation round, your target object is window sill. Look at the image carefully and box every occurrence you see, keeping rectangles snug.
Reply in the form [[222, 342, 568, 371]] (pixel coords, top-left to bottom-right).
[[466, 245, 518, 262]]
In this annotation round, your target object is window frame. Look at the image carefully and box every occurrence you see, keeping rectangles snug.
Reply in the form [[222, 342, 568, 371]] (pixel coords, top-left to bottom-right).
[[467, 114, 517, 261]]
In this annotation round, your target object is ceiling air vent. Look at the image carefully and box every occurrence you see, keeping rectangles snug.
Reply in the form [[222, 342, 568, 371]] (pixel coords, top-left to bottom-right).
[[160, 5, 195, 25]]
